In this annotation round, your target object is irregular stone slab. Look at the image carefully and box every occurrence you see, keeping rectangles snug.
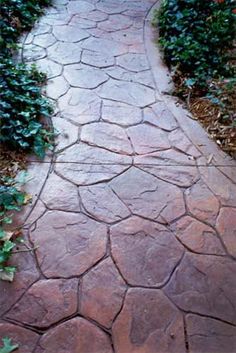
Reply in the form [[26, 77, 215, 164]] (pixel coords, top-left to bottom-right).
[[33, 33, 56, 48], [80, 183, 130, 223], [41, 173, 79, 211], [97, 79, 156, 107], [47, 42, 82, 64], [35, 318, 112, 353], [81, 122, 133, 154], [56, 143, 131, 185], [86, 9, 108, 22], [0, 240, 39, 316], [81, 50, 114, 68], [23, 44, 46, 62], [186, 314, 236, 353], [96, 2, 127, 14], [110, 167, 185, 223], [58, 87, 101, 123], [67, 0, 95, 14], [98, 14, 132, 32], [172, 216, 224, 255], [134, 148, 196, 166], [46, 75, 69, 100], [185, 180, 220, 225], [82, 37, 128, 56], [30, 211, 107, 278], [102, 100, 142, 126], [127, 124, 170, 154], [52, 116, 78, 151], [139, 165, 198, 187], [39, 13, 71, 26], [69, 16, 96, 29], [112, 288, 185, 353], [53, 25, 89, 42], [31, 23, 51, 36], [35, 58, 62, 79], [198, 157, 236, 206], [216, 208, 236, 257], [110, 216, 184, 287], [117, 53, 149, 72], [64, 63, 108, 89], [143, 103, 178, 131], [6, 278, 78, 327], [164, 253, 236, 324], [105, 66, 155, 88], [80, 257, 126, 328], [169, 129, 201, 158], [110, 29, 143, 45], [0, 323, 39, 353]]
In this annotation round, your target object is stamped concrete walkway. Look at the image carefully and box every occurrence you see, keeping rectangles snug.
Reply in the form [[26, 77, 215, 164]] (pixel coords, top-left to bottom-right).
[[1, 0, 236, 352]]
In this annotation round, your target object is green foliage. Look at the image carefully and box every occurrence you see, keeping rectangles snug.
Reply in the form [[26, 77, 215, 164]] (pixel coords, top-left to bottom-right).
[[0, 0, 51, 56], [0, 338, 19, 353], [0, 176, 28, 280], [0, 58, 53, 157], [154, 0, 236, 88], [0, 0, 53, 157]]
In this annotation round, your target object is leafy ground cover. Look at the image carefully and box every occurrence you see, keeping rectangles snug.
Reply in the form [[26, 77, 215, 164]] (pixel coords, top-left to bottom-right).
[[0, 0, 52, 281], [153, 0, 236, 156]]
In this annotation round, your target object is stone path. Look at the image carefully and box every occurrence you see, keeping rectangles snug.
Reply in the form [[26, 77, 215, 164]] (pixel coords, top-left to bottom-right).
[[1, 0, 236, 352]]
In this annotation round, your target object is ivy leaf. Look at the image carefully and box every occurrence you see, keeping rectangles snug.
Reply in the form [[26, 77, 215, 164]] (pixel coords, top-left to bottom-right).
[[0, 337, 19, 353]]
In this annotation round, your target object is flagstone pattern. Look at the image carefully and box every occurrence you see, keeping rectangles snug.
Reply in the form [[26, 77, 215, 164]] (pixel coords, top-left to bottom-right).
[[1, 0, 236, 352]]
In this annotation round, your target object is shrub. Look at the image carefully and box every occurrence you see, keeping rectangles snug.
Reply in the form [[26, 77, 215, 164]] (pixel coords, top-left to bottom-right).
[[0, 0, 53, 157], [0, 59, 53, 157], [155, 0, 236, 89]]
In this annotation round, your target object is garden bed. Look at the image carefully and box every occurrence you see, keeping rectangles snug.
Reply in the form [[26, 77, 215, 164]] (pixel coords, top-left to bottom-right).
[[153, 0, 236, 158]]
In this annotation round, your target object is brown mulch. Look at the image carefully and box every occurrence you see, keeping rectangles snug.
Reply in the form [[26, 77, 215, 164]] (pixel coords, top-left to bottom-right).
[[0, 145, 27, 180], [189, 97, 236, 159]]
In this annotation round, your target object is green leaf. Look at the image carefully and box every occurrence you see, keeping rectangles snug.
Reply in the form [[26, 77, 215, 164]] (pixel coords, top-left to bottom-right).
[[0, 337, 19, 353]]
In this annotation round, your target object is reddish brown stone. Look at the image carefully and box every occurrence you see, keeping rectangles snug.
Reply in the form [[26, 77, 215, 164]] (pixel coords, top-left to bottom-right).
[[81, 122, 133, 155], [35, 317, 112, 353], [97, 79, 156, 107], [110, 216, 184, 287], [143, 102, 178, 131], [173, 216, 224, 255], [185, 180, 220, 225], [63, 63, 108, 89], [82, 37, 128, 56], [80, 257, 126, 328], [47, 42, 82, 65], [52, 116, 78, 151], [127, 124, 170, 154], [0, 323, 39, 353], [53, 25, 89, 42], [110, 167, 185, 223], [168, 128, 201, 157], [58, 87, 101, 123], [6, 278, 78, 327], [41, 172, 80, 211], [117, 53, 149, 72], [80, 183, 130, 223], [46, 75, 69, 100], [186, 314, 236, 353], [112, 288, 185, 353], [30, 211, 107, 277], [164, 253, 236, 324], [98, 14, 132, 32], [198, 157, 236, 206], [102, 100, 142, 126], [216, 207, 236, 257]]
